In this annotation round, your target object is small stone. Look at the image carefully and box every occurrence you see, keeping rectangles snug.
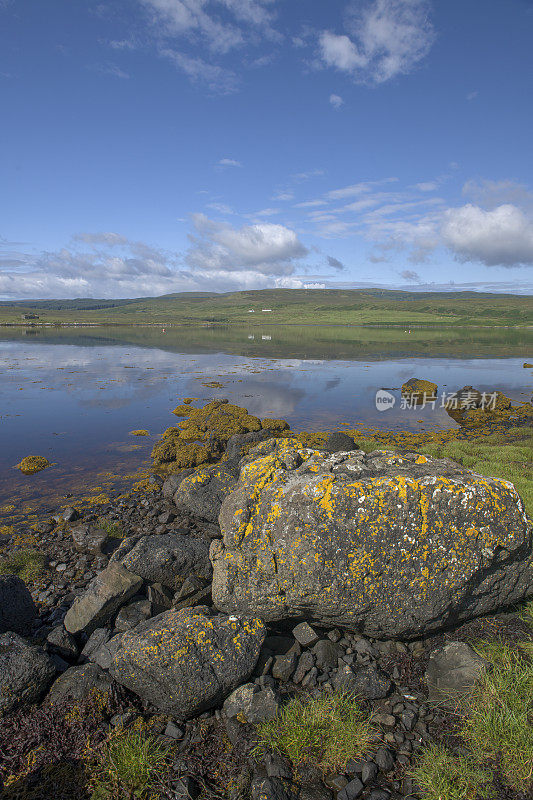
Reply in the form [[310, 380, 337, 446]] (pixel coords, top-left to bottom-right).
[[272, 653, 297, 682], [164, 721, 184, 739], [361, 762, 378, 784], [367, 791, 390, 800], [373, 713, 396, 728], [62, 507, 80, 523], [327, 629, 341, 643], [374, 747, 395, 773], [324, 775, 348, 791], [312, 639, 340, 670], [401, 709, 418, 731], [293, 651, 315, 683], [47, 626, 79, 660], [426, 641, 488, 703], [292, 621, 319, 647], [338, 777, 364, 800]]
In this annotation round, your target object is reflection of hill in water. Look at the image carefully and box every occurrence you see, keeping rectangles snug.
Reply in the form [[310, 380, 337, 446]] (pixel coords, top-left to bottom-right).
[[0, 325, 531, 360]]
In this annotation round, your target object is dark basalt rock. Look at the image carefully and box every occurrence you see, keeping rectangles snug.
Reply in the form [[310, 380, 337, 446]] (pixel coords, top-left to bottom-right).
[[109, 606, 265, 719], [0, 575, 38, 635], [0, 632, 56, 713]]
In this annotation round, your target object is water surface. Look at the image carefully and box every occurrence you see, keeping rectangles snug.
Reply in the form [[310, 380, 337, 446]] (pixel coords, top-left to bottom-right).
[[1, 325, 531, 521]]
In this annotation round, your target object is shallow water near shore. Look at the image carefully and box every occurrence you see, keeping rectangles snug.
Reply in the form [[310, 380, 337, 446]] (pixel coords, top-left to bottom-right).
[[1, 325, 532, 521]]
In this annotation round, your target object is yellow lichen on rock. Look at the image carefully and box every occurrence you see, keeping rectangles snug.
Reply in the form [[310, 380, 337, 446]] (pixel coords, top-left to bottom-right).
[[15, 456, 51, 475], [130, 429, 149, 436]]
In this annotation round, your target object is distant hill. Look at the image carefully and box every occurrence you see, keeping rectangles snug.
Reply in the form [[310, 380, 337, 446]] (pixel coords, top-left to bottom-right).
[[0, 288, 531, 327]]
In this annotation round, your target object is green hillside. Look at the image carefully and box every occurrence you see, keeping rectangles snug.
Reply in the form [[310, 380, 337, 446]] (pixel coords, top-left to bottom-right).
[[0, 288, 532, 327]]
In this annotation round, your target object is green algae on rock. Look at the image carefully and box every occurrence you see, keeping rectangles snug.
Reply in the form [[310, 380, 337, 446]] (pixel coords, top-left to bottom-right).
[[15, 455, 51, 475], [401, 377, 438, 404]]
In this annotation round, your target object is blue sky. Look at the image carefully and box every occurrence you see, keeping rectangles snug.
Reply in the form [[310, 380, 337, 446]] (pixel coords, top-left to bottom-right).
[[1, 0, 533, 298]]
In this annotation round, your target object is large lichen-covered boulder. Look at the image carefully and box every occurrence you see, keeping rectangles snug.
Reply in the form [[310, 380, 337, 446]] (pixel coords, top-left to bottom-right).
[[109, 606, 265, 719], [0, 633, 56, 713], [211, 439, 533, 639]]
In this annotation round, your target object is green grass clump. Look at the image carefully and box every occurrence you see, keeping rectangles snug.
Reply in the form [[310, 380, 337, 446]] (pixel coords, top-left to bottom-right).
[[96, 518, 125, 538], [460, 642, 533, 792], [90, 730, 170, 799], [0, 548, 46, 582], [410, 744, 495, 800], [255, 691, 375, 772]]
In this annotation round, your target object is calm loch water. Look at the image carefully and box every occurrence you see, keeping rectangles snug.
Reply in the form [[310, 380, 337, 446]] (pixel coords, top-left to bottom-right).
[[1, 325, 531, 521]]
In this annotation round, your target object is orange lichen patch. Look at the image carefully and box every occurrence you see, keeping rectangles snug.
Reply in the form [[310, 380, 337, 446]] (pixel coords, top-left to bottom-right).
[[15, 456, 51, 475], [129, 429, 149, 436]]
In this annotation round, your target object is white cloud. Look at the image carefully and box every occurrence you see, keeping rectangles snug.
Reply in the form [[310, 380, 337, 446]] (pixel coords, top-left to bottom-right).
[[90, 63, 130, 79], [414, 181, 438, 192], [327, 255, 345, 270], [442, 204, 533, 267], [326, 177, 398, 200], [329, 93, 345, 109], [319, 0, 434, 84], [159, 48, 239, 92], [400, 269, 421, 282], [462, 179, 533, 210], [217, 157, 243, 167], [187, 213, 308, 274], [466, 90, 478, 101]]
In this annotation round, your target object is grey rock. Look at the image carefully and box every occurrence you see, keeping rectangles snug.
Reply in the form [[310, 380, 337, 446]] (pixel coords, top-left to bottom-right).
[[80, 627, 110, 661], [146, 582, 173, 613], [174, 461, 240, 524], [292, 622, 319, 647], [114, 598, 152, 632], [162, 471, 192, 500], [109, 606, 265, 719], [338, 777, 364, 800], [225, 430, 273, 461], [62, 507, 80, 522], [47, 662, 112, 705], [374, 747, 395, 773], [298, 782, 333, 800], [64, 563, 142, 635], [71, 524, 107, 554], [46, 625, 79, 660], [323, 432, 359, 453], [0, 632, 56, 713], [312, 639, 339, 670], [367, 792, 390, 800], [114, 533, 211, 592], [212, 441, 533, 638], [293, 651, 314, 683], [271, 653, 297, 682], [90, 634, 124, 670], [334, 663, 392, 699], [223, 682, 280, 723], [426, 641, 488, 703], [164, 721, 184, 739], [0, 575, 37, 634], [361, 762, 378, 784]]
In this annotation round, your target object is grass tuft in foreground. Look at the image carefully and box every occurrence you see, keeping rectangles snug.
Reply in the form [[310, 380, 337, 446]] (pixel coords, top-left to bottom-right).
[[0, 547, 46, 582], [254, 691, 375, 773], [89, 730, 171, 799], [410, 744, 496, 800], [460, 642, 533, 792]]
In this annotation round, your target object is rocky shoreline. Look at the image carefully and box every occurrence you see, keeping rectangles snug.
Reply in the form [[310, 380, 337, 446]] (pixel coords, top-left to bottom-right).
[[1, 397, 532, 800]]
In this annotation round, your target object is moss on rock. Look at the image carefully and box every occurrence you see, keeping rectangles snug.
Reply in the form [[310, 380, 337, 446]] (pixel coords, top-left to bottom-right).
[[401, 377, 438, 404]]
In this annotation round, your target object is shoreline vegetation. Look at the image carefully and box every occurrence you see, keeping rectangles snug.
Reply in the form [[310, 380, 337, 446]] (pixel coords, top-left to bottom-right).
[[0, 383, 532, 799], [1, 288, 533, 328]]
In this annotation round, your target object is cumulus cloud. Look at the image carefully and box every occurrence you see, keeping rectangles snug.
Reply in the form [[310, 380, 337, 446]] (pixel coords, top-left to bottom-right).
[[442, 204, 533, 267], [0, 222, 310, 299], [186, 213, 308, 274], [329, 93, 344, 109], [462, 179, 533, 210], [319, 0, 434, 84]]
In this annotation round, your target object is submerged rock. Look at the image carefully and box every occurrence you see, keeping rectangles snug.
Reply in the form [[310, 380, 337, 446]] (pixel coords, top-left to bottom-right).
[[15, 455, 51, 474], [109, 606, 265, 719], [212, 439, 533, 639]]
